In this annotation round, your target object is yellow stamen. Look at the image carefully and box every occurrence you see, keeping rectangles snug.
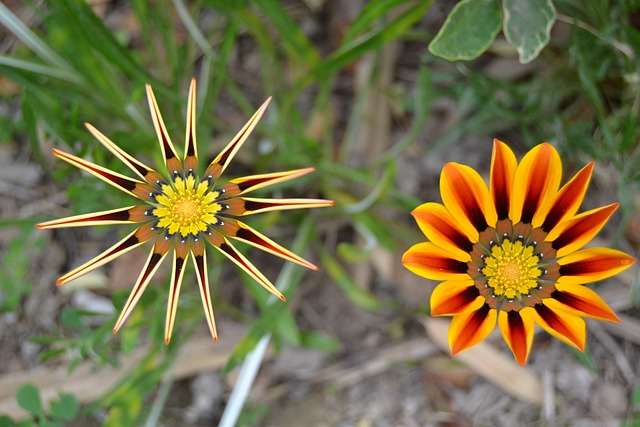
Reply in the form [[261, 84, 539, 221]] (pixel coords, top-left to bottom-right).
[[482, 240, 541, 299], [154, 175, 221, 237]]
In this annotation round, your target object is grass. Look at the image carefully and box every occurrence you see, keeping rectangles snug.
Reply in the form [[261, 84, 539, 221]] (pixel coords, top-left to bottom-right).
[[0, 0, 639, 425]]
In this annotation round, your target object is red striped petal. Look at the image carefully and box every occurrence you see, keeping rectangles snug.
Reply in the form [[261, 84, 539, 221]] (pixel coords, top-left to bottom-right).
[[430, 279, 483, 316], [533, 302, 585, 351], [183, 78, 198, 174], [541, 162, 594, 232], [551, 283, 620, 322], [448, 304, 496, 355], [498, 308, 534, 366], [146, 84, 183, 175], [402, 242, 470, 281], [490, 139, 517, 221], [412, 202, 474, 260], [557, 248, 636, 284]]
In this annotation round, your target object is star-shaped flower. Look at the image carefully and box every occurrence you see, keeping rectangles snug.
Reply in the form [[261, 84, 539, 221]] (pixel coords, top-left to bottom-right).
[[38, 79, 334, 343]]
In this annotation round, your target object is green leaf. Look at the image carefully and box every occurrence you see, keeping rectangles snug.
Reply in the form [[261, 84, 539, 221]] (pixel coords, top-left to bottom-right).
[[300, 331, 341, 351], [16, 384, 43, 417], [503, 0, 556, 63], [428, 0, 502, 61], [50, 393, 80, 421], [0, 415, 16, 427]]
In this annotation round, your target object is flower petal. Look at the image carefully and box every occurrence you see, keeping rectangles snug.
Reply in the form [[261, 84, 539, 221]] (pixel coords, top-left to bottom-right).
[[430, 279, 483, 316], [551, 283, 620, 322], [84, 122, 164, 185], [440, 163, 497, 239], [183, 78, 198, 174], [223, 197, 335, 216], [221, 168, 316, 198], [36, 206, 148, 229], [557, 247, 636, 284], [510, 143, 562, 226], [113, 242, 170, 334], [490, 139, 517, 221], [203, 97, 271, 182], [56, 226, 155, 286], [228, 219, 318, 270], [191, 242, 218, 342], [402, 242, 470, 281], [412, 202, 474, 260], [533, 301, 586, 351], [448, 304, 496, 355], [541, 162, 594, 232], [146, 83, 182, 175], [165, 244, 188, 344], [498, 307, 535, 366], [546, 204, 618, 257], [213, 236, 286, 301], [52, 149, 155, 201]]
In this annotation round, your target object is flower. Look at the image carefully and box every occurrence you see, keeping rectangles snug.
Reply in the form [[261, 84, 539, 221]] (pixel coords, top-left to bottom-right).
[[37, 79, 334, 343], [402, 139, 636, 365]]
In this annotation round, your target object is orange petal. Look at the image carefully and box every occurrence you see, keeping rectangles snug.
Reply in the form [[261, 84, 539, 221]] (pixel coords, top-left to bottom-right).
[[183, 78, 198, 174], [440, 162, 497, 241], [191, 243, 218, 342], [402, 242, 470, 281], [533, 301, 586, 351], [113, 242, 170, 334], [448, 304, 496, 355], [56, 227, 152, 286], [551, 283, 620, 322], [546, 204, 618, 257], [412, 202, 474, 260], [213, 237, 286, 301], [36, 206, 148, 229], [557, 247, 636, 284], [52, 149, 155, 201], [229, 219, 318, 270], [146, 83, 182, 175], [498, 307, 535, 366], [84, 122, 164, 185], [165, 245, 188, 344], [510, 143, 562, 226], [430, 279, 484, 316], [490, 139, 517, 221], [203, 97, 271, 182], [541, 162, 594, 232]]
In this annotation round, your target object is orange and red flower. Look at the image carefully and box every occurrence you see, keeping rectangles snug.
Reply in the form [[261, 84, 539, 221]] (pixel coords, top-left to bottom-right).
[[403, 139, 635, 365], [38, 79, 333, 343]]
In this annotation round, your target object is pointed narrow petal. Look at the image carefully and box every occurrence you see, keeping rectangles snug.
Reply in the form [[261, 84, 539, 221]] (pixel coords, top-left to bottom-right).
[[533, 302, 586, 351], [541, 162, 594, 232], [165, 245, 189, 344], [430, 279, 483, 316], [113, 243, 170, 334], [84, 122, 164, 185], [551, 283, 620, 322], [214, 237, 286, 301], [490, 139, 517, 221], [498, 308, 535, 366], [402, 242, 470, 281], [56, 227, 154, 286], [221, 168, 316, 197], [510, 143, 562, 226], [229, 219, 318, 270], [224, 197, 334, 216], [557, 248, 636, 284], [146, 84, 182, 175], [203, 97, 271, 181], [191, 243, 218, 342], [448, 304, 496, 355], [183, 78, 198, 174], [440, 162, 497, 240], [412, 202, 474, 260], [546, 204, 619, 257], [53, 149, 155, 200], [37, 206, 148, 229]]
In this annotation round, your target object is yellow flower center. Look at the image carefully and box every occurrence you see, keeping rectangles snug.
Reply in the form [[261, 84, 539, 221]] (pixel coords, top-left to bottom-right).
[[482, 239, 542, 300], [153, 175, 222, 238]]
